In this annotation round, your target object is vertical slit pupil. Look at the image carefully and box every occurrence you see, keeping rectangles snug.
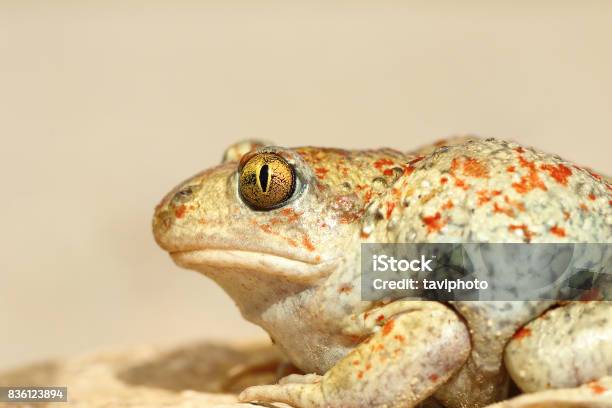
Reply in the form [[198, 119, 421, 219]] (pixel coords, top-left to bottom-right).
[[259, 164, 269, 192]]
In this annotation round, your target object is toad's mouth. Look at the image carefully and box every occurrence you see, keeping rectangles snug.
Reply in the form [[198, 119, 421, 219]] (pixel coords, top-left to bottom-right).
[[170, 248, 339, 283]]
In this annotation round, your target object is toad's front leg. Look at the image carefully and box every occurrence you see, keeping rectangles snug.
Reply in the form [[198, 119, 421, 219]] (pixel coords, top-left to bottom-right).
[[239, 301, 471, 408]]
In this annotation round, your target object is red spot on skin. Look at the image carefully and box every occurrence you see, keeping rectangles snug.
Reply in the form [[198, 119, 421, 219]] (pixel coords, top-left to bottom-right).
[[588, 381, 606, 394], [357, 371, 364, 379], [462, 158, 489, 178], [373, 158, 394, 169], [383, 168, 394, 176], [174, 205, 187, 218], [506, 165, 516, 173], [382, 320, 395, 336], [609, 200, 612, 207], [423, 212, 445, 233], [588, 193, 596, 201], [515, 147, 525, 153], [394, 335, 405, 342], [513, 156, 547, 194], [403, 165, 415, 176], [512, 327, 532, 340], [376, 314, 385, 323], [386, 202, 396, 219], [315, 167, 329, 179], [442, 200, 454, 210], [302, 235, 315, 251], [408, 156, 424, 166], [454, 178, 469, 190], [492, 190, 502, 196], [508, 224, 535, 242], [550, 225, 566, 237], [440, 177, 448, 184], [540, 163, 573, 186], [429, 374, 439, 382]]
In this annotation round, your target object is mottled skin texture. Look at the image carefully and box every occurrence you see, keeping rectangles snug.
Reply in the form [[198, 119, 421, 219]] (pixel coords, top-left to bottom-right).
[[153, 137, 612, 408]]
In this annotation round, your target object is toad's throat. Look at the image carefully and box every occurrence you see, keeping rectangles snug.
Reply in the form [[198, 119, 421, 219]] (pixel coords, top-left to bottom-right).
[[170, 248, 338, 283]]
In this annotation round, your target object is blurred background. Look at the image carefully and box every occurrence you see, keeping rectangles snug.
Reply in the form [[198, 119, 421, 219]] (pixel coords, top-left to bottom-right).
[[1, 1, 611, 370]]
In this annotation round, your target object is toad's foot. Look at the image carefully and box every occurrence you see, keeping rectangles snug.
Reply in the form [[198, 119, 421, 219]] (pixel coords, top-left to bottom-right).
[[483, 376, 612, 407], [240, 301, 470, 408]]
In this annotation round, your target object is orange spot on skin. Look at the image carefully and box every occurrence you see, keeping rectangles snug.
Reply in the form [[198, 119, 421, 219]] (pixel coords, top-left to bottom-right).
[[286, 238, 298, 247], [515, 147, 525, 153], [382, 320, 395, 336], [493, 203, 514, 217], [403, 165, 415, 176], [440, 177, 448, 184], [260, 224, 274, 234], [174, 205, 187, 218], [442, 200, 454, 210], [315, 167, 329, 179], [563, 210, 571, 220], [357, 371, 364, 379], [454, 178, 469, 190], [512, 155, 547, 194], [588, 193, 596, 201], [423, 212, 446, 233], [386, 202, 396, 219], [365, 363, 372, 371], [302, 235, 315, 252], [394, 334, 405, 342], [550, 225, 566, 237], [512, 327, 532, 340], [580, 203, 589, 211], [352, 360, 360, 365], [508, 224, 535, 242], [477, 190, 491, 206], [462, 158, 489, 178], [429, 374, 439, 382], [506, 165, 516, 173], [409, 156, 425, 166], [541, 163, 573, 186], [373, 343, 385, 352], [588, 381, 606, 394], [280, 208, 301, 222], [373, 158, 394, 169], [360, 231, 370, 239], [364, 190, 373, 203]]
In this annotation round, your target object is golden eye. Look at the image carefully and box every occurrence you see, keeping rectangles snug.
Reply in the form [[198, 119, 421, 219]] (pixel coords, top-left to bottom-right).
[[239, 153, 296, 210]]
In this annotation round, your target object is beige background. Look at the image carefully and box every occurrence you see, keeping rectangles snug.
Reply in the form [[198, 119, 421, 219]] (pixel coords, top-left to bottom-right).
[[1, 1, 611, 370]]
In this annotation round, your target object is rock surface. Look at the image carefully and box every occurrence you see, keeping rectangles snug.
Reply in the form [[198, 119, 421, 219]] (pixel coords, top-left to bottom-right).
[[0, 340, 289, 408]]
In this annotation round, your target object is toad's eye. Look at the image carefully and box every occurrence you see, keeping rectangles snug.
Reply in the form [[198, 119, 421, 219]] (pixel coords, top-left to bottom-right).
[[239, 153, 296, 210]]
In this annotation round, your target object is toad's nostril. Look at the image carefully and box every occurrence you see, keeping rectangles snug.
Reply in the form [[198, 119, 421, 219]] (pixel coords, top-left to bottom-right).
[[173, 186, 195, 203]]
